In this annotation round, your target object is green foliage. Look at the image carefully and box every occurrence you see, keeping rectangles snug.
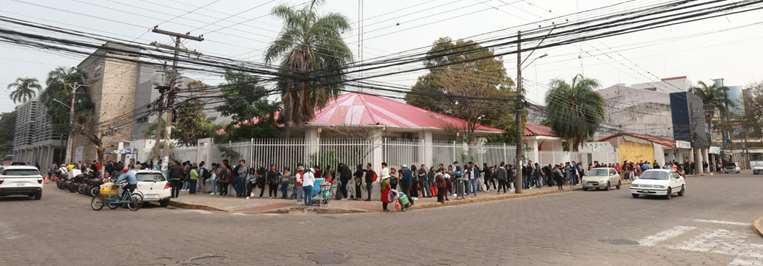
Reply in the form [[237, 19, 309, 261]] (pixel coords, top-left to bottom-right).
[[40, 67, 93, 134], [406, 37, 515, 142], [545, 74, 604, 151], [0, 111, 16, 156], [742, 82, 763, 138], [7, 78, 41, 104], [266, 0, 353, 127], [212, 71, 281, 142], [172, 80, 212, 146], [309, 149, 338, 169]]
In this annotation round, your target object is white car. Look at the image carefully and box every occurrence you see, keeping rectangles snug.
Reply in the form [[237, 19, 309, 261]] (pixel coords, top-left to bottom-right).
[[630, 169, 686, 199], [134, 170, 172, 207], [582, 167, 622, 191], [723, 162, 741, 174], [751, 161, 763, 175], [0, 166, 44, 200]]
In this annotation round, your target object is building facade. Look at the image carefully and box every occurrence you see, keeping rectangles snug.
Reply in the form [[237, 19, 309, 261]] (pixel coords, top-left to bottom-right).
[[13, 100, 65, 168]]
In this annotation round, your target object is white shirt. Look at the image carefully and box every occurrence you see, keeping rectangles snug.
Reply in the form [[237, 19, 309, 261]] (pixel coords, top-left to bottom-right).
[[381, 167, 390, 178], [302, 171, 315, 187]]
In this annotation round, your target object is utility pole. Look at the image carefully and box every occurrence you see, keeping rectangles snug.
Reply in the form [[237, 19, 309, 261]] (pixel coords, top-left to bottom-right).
[[63, 82, 83, 163], [151, 26, 203, 170], [514, 30, 524, 194]]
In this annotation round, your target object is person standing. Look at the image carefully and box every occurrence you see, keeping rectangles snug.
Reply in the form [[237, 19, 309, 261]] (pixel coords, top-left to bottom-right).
[[400, 165, 413, 205], [496, 162, 508, 193], [435, 168, 447, 203], [188, 164, 199, 194], [338, 163, 352, 200], [353, 164, 364, 200], [219, 160, 232, 196], [233, 160, 247, 198], [302, 168, 315, 206], [365, 163, 376, 201], [380, 174, 392, 212], [418, 164, 429, 198], [294, 165, 304, 203], [169, 160, 186, 198], [267, 164, 280, 198], [280, 167, 291, 199]]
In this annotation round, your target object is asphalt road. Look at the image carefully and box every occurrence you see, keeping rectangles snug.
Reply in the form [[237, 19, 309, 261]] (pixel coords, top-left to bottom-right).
[[1, 175, 762, 266]]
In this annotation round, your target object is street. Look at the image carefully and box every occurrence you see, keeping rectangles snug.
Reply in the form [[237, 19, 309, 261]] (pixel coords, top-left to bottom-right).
[[1, 175, 761, 266]]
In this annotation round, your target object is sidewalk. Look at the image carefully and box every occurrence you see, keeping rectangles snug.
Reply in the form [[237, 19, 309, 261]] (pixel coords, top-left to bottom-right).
[[169, 182, 614, 214]]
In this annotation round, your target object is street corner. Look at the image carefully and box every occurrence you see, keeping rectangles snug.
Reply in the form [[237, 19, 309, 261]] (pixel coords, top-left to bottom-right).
[[754, 216, 763, 237], [168, 199, 227, 212]]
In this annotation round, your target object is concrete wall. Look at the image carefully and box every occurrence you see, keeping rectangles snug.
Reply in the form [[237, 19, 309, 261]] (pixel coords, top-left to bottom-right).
[[617, 141, 655, 163], [598, 84, 674, 138]]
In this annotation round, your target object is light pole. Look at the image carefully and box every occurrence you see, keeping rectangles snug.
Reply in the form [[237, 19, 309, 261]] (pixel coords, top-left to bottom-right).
[[63, 83, 83, 164]]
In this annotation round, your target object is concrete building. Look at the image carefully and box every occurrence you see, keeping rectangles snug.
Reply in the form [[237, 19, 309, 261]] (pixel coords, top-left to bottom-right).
[[13, 100, 65, 168], [597, 76, 692, 138]]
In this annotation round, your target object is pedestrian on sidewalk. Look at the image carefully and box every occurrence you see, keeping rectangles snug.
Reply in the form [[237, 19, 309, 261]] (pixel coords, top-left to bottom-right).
[[267, 164, 280, 198], [219, 160, 232, 196], [401, 165, 413, 205], [246, 168, 257, 199], [189, 164, 199, 194], [380, 174, 392, 211], [280, 167, 291, 199], [302, 168, 315, 206], [353, 164, 364, 200], [169, 160, 185, 198], [418, 164, 429, 198], [365, 163, 376, 201], [209, 163, 219, 195], [233, 160, 248, 198], [294, 165, 304, 203], [337, 163, 351, 200], [435, 168, 447, 203], [389, 167, 398, 190], [554, 164, 564, 191], [496, 162, 508, 193]]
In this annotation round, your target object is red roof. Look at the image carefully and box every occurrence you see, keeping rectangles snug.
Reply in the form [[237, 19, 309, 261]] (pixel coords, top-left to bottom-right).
[[597, 132, 674, 148], [308, 92, 503, 133], [524, 122, 556, 137]]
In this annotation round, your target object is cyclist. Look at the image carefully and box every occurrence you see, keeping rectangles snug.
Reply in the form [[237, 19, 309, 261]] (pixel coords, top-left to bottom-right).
[[116, 166, 138, 199]]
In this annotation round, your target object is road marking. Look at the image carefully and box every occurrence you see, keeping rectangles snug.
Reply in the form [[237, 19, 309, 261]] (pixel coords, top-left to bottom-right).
[[694, 219, 750, 226], [181, 210, 212, 215], [638, 225, 697, 247]]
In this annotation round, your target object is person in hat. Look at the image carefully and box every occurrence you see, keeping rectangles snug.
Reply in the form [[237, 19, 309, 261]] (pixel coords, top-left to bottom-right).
[[380, 163, 392, 212]]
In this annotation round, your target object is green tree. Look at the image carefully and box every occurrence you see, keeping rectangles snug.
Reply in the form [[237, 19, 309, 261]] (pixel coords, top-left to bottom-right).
[[172, 80, 213, 146], [265, 0, 353, 129], [0, 111, 16, 157], [40, 67, 92, 134], [690, 81, 736, 146], [406, 37, 515, 143], [214, 71, 281, 142], [545, 74, 604, 151], [7, 78, 42, 104]]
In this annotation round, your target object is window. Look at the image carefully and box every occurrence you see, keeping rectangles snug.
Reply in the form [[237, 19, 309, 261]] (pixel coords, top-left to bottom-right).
[[136, 173, 165, 182], [2, 169, 41, 176]]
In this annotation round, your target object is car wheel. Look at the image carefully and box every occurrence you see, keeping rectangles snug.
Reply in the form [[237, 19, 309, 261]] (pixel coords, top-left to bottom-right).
[[605, 182, 611, 191], [632, 194, 639, 198], [616, 180, 621, 190], [33, 192, 42, 200], [665, 188, 672, 200], [159, 198, 170, 207], [582, 187, 587, 191], [678, 185, 685, 197]]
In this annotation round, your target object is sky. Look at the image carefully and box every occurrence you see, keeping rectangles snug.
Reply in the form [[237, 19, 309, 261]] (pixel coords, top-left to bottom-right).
[[1, 0, 763, 113]]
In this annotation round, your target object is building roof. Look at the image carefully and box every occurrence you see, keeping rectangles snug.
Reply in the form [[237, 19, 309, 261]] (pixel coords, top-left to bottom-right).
[[524, 122, 556, 137], [597, 132, 674, 148], [308, 92, 503, 133]]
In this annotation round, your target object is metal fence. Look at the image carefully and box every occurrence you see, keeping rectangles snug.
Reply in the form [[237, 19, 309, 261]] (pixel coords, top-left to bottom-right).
[[172, 138, 592, 169]]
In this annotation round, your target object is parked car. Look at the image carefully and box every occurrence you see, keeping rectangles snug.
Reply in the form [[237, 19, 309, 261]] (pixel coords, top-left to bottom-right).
[[582, 167, 621, 191], [723, 162, 741, 174], [630, 169, 686, 199], [0, 165, 43, 200], [134, 170, 171, 207], [751, 161, 763, 175]]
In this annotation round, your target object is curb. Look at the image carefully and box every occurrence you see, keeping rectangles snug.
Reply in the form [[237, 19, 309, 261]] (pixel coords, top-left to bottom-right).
[[168, 200, 226, 212], [262, 206, 368, 214], [412, 186, 583, 210], [754, 216, 763, 237]]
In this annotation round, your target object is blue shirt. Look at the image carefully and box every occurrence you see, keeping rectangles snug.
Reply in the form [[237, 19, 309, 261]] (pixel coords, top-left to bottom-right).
[[401, 168, 413, 184], [117, 170, 138, 185]]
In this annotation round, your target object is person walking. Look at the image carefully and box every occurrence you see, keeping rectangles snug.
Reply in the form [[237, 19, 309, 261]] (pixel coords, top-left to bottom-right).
[[496, 162, 508, 193]]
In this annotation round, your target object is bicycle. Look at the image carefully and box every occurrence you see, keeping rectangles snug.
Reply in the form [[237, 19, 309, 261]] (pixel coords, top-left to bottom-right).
[[91, 182, 143, 211]]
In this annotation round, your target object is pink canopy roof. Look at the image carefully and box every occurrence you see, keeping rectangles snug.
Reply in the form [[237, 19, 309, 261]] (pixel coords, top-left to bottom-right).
[[308, 92, 503, 133]]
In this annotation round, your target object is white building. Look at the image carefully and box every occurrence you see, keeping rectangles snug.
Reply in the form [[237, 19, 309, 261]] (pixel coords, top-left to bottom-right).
[[597, 76, 692, 138]]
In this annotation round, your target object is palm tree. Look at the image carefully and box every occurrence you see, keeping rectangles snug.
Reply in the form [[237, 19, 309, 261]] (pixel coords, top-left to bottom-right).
[[690, 81, 735, 149], [545, 74, 605, 151], [265, 0, 352, 128], [7, 78, 42, 104]]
